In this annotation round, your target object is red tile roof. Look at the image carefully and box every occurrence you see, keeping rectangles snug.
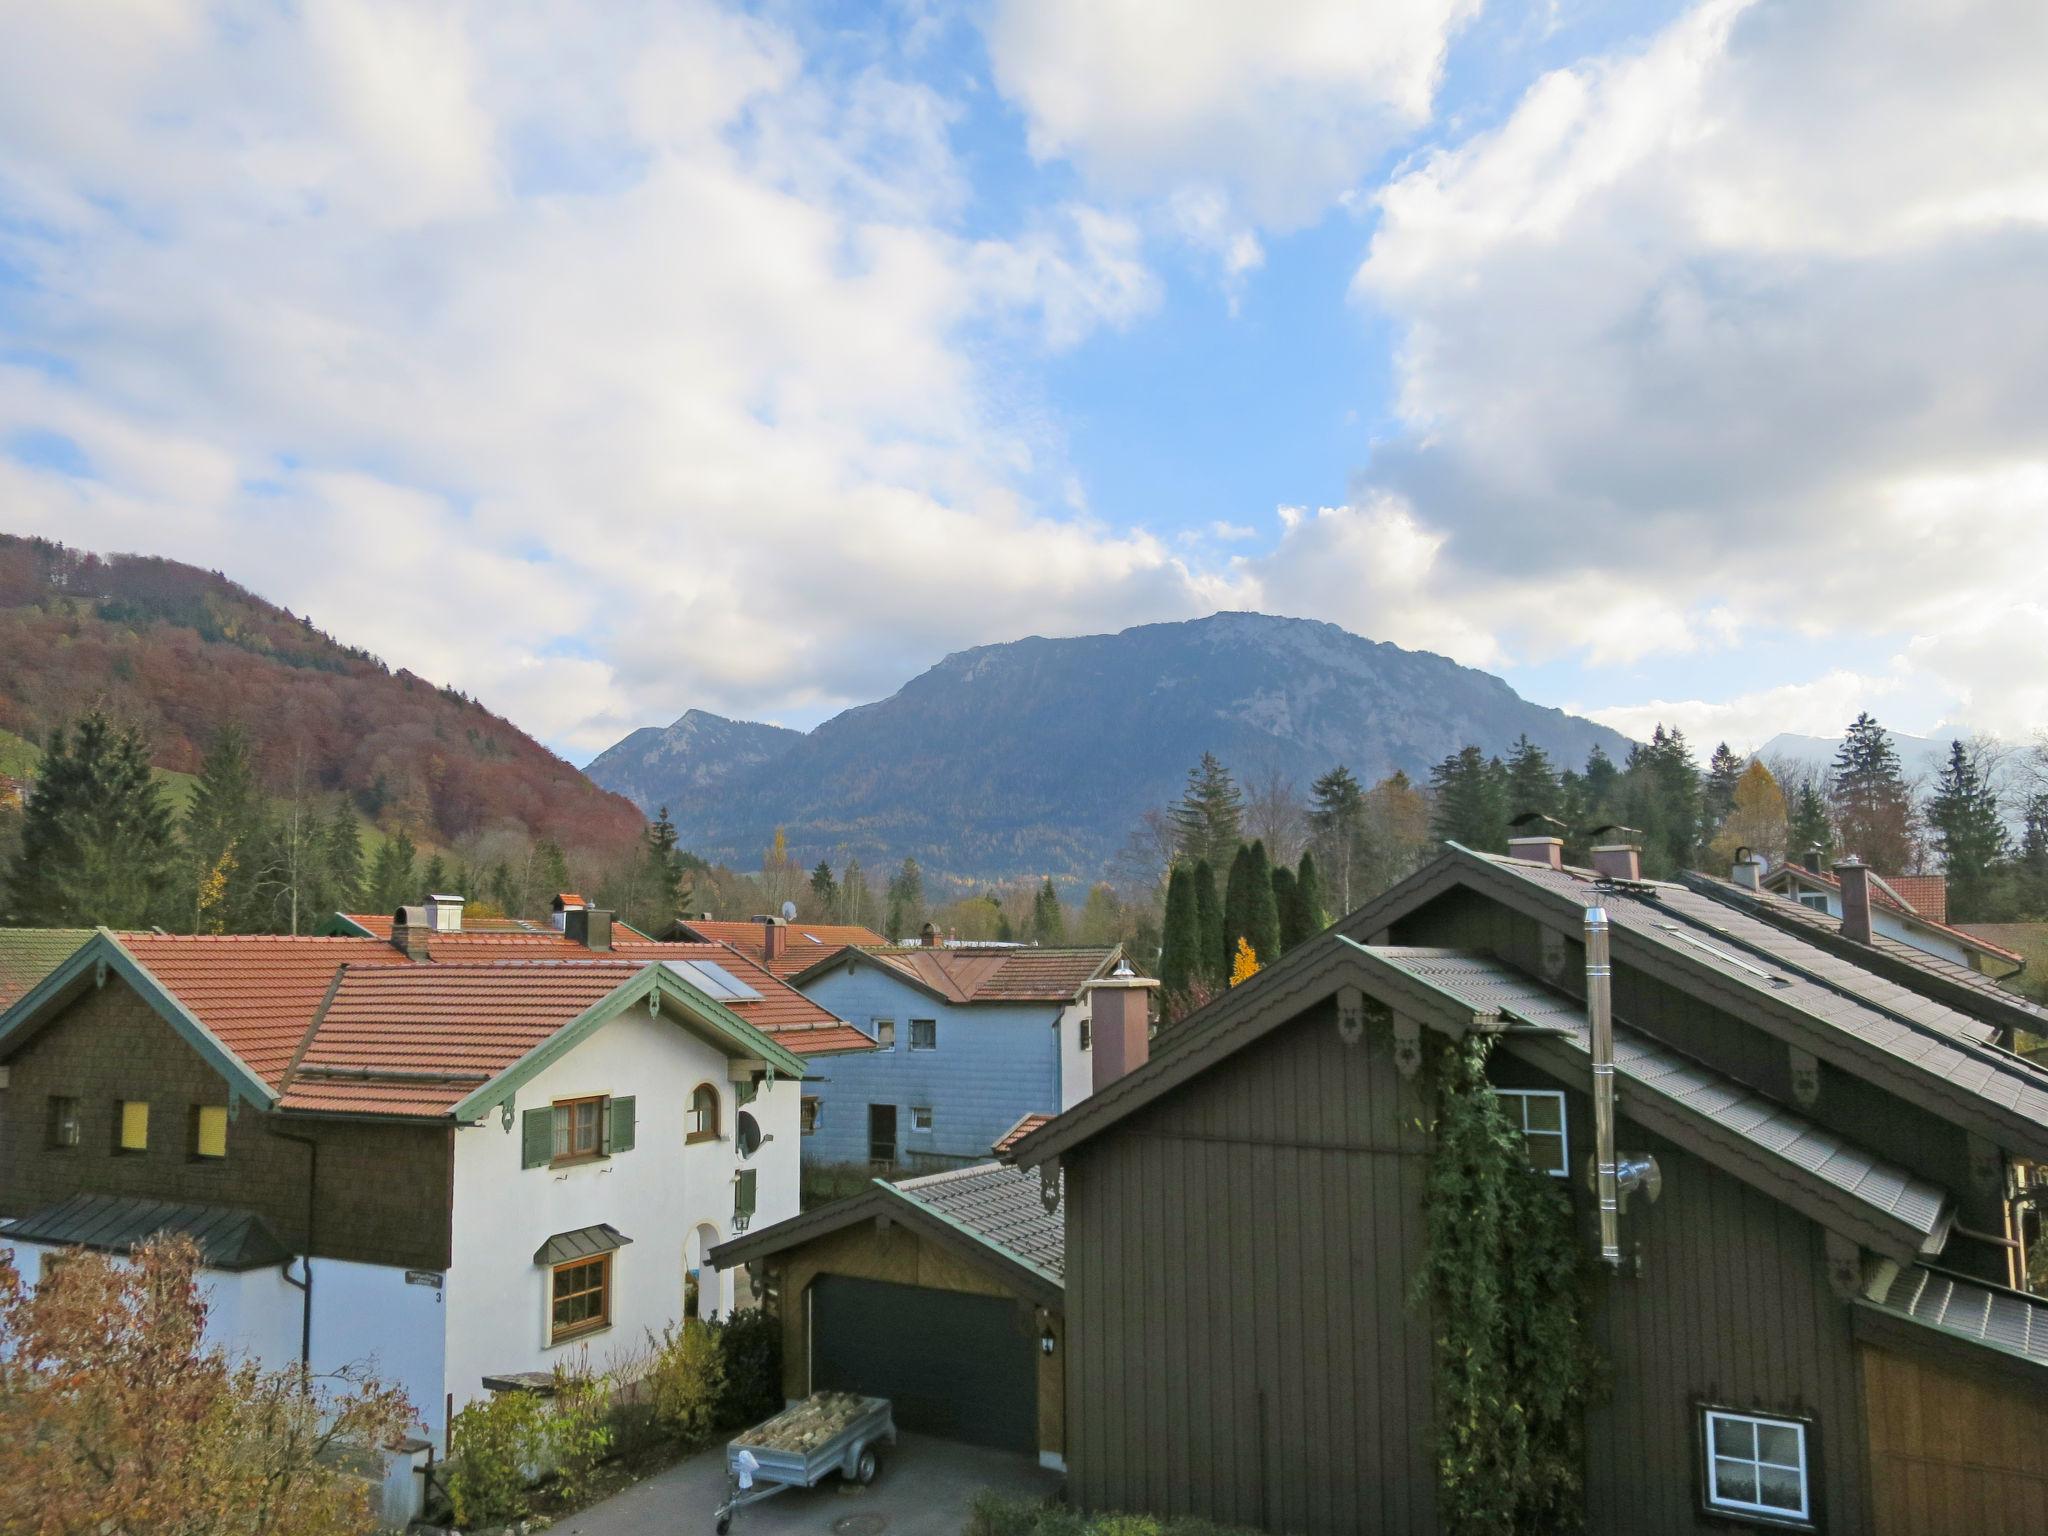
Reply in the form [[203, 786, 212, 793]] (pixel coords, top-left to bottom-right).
[[840, 946, 1123, 1003], [1883, 876, 1949, 923], [992, 1112, 1052, 1155], [1761, 867, 2011, 964], [675, 919, 890, 978]]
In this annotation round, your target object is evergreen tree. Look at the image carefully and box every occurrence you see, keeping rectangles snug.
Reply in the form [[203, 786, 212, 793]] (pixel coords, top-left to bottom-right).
[[809, 861, 839, 919], [1503, 736, 1560, 823], [1077, 884, 1123, 946], [1307, 765, 1367, 913], [1032, 877, 1066, 944], [1295, 849, 1327, 931], [1829, 713, 1919, 872], [886, 857, 926, 941], [1274, 864, 1317, 955], [7, 711, 176, 928], [1191, 858, 1224, 987], [1573, 745, 1622, 856], [1172, 753, 1244, 872], [2018, 794, 2048, 916], [1788, 781, 1832, 867], [1159, 865, 1198, 1001], [1624, 725, 1701, 876], [182, 724, 266, 932], [1429, 746, 1509, 851], [322, 802, 364, 912], [1926, 740, 2008, 920], [995, 907, 1015, 943], [1223, 841, 1280, 975], [420, 853, 448, 896], [1702, 742, 1744, 836], [365, 829, 418, 913]]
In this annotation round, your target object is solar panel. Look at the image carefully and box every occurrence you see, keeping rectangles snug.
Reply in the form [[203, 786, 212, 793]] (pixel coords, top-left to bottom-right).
[[662, 959, 762, 1003]]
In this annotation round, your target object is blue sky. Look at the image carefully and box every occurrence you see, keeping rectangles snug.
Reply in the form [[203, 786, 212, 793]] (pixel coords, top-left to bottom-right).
[[0, 0, 2042, 763]]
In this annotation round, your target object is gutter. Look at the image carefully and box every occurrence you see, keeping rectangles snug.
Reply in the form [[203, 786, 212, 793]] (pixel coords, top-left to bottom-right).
[[267, 1126, 320, 1379]]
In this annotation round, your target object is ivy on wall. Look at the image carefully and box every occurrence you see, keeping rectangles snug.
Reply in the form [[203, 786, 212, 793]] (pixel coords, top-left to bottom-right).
[[1415, 1035, 1604, 1536]]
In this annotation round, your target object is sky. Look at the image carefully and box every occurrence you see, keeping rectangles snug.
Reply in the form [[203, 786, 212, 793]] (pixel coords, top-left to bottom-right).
[[2, 0, 2044, 765]]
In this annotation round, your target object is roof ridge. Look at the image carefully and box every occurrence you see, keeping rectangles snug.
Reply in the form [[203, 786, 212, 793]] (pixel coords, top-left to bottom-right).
[[897, 1160, 1010, 1190]]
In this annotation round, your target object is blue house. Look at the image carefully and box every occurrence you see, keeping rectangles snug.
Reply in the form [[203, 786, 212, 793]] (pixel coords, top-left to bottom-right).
[[789, 941, 1126, 1169]]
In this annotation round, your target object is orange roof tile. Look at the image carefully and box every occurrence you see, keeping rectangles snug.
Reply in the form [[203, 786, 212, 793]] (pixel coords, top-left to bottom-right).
[[992, 1112, 1052, 1155], [676, 919, 890, 978], [846, 946, 1122, 1003]]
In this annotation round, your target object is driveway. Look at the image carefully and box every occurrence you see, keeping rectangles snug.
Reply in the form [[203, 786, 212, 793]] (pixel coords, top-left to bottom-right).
[[554, 1433, 1063, 1536]]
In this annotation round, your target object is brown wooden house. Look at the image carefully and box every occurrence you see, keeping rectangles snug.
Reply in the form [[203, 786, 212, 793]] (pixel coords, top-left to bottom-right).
[[1007, 841, 2048, 1535]]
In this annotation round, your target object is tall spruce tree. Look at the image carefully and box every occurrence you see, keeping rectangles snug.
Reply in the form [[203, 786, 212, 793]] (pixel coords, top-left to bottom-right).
[[1032, 877, 1066, 944], [1429, 746, 1509, 851], [1629, 725, 1701, 876], [1926, 740, 2008, 921], [8, 711, 177, 928], [1788, 781, 1832, 866], [1270, 864, 1299, 956], [183, 724, 266, 932], [809, 862, 839, 919], [365, 829, 418, 913], [322, 802, 364, 913], [1172, 753, 1244, 872], [1702, 742, 1744, 837], [1307, 765, 1368, 913], [1159, 865, 1198, 1001], [1222, 840, 1280, 973], [1503, 736, 1561, 823], [886, 857, 926, 940], [2018, 794, 2048, 916], [1191, 858, 1224, 987], [1295, 849, 1327, 930], [1829, 713, 1918, 872]]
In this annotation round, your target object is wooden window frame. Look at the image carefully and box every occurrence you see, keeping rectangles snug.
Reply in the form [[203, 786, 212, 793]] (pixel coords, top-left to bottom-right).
[[191, 1104, 229, 1161], [1698, 1406, 1814, 1529], [800, 1096, 822, 1134], [909, 1018, 937, 1051], [687, 1083, 722, 1145], [46, 1095, 81, 1151], [1495, 1087, 1569, 1178], [551, 1095, 607, 1165], [115, 1099, 149, 1155], [549, 1252, 612, 1343]]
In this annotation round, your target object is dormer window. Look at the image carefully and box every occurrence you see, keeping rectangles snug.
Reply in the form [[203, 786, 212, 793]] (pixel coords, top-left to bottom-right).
[[689, 1084, 721, 1144]]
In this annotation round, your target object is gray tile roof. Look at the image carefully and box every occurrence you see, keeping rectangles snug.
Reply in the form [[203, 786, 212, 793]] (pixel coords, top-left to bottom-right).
[[1359, 946, 1952, 1248], [1, 1192, 291, 1271], [1862, 1265, 2048, 1368], [534, 1223, 632, 1266], [895, 1160, 1064, 1283]]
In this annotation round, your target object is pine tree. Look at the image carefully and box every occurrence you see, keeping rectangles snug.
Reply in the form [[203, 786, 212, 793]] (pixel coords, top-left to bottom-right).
[[2018, 795, 2048, 917], [1503, 736, 1560, 823], [1429, 746, 1509, 851], [182, 724, 266, 933], [365, 829, 418, 913], [809, 862, 839, 919], [1191, 858, 1224, 987], [1926, 740, 2008, 921], [1159, 865, 1198, 1001], [1830, 713, 1919, 872], [1787, 781, 1832, 866], [1270, 865, 1299, 956], [1172, 753, 1244, 872], [1307, 765, 1368, 913], [1222, 841, 1279, 975], [7, 711, 176, 928], [321, 803, 364, 914], [1032, 877, 1066, 944], [420, 854, 448, 895], [1703, 742, 1744, 836], [886, 857, 925, 941], [1295, 850, 1326, 930]]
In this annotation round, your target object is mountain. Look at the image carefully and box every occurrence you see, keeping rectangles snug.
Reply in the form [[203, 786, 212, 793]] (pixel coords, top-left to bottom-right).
[[589, 612, 1634, 886], [1756, 730, 1962, 786], [0, 535, 645, 858], [582, 709, 802, 814]]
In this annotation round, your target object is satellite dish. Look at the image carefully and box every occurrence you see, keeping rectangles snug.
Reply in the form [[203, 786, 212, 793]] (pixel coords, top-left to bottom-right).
[[736, 1110, 763, 1158], [780, 900, 798, 922]]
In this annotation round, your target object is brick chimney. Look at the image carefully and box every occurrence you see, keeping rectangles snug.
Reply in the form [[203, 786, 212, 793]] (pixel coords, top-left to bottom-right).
[[1835, 858, 1874, 945], [755, 914, 788, 963], [1085, 961, 1161, 1095], [920, 922, 941, 949], [1731, 848, 1763, 891], [1507, 835, 1564, 871], [1590, 843, 1641, 882], [565, 907, 614, 952], [391, 905, 431, 960]]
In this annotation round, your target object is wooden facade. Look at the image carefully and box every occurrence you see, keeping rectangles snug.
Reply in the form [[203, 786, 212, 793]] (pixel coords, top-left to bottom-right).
[[1861, 1343, 2048, 1535]]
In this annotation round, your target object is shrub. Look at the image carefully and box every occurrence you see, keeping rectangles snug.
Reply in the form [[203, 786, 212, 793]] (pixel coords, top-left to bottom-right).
[[548, 1363, 616, 1503], [448, 1388, 550, 1528], [647, 1319, 726, 1443], [714, 1306, 783, 1427]]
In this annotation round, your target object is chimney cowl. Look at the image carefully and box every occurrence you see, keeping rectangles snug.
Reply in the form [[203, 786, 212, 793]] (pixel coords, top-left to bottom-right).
[[1731, 848, 1763, 891], [391, 905, 431, 960], [920, 922, 941, 949], [565, 907, 614, 953]]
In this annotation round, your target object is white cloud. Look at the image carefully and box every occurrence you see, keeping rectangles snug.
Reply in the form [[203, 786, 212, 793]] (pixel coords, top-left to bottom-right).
[[1579, 670, 1908, 756], [983, 0, 1479, 228]]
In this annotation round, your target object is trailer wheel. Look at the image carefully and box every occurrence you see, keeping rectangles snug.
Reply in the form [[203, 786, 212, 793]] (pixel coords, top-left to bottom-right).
[[855, 1446, 879, 1486], [717, 1518, 731, 1535]]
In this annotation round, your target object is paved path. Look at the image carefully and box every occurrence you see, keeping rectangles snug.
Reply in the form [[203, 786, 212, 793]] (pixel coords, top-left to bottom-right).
[[554, 1433, 1062, 1536]]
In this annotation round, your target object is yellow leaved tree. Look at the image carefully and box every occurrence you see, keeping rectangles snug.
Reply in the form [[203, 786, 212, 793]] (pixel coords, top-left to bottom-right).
[[1230, 936, 1261, 986]]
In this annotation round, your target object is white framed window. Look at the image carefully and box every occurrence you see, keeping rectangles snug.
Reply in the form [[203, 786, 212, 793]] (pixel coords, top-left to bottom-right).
[[873, 1019, 896, 1050], [910, 1106, 934, 1133], [1795, 891, 1830, 912], [1495, 1088, 1569, 1177], [1702, 1408, 1811, 1525]]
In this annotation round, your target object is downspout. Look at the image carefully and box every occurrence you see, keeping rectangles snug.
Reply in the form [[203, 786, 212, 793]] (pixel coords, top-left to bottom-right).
[[271, 1126, 319, 1377], [1586, 905, 1621, 1270]]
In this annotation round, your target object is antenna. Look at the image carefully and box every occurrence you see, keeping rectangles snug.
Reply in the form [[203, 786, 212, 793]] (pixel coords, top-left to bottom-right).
[[780, 900, 797, 921]]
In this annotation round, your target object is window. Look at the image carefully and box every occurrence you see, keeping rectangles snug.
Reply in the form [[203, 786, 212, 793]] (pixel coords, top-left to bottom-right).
[[688, 1084, 721, 1144], [192, 1105, 229, 1160], [116, 1100, 149, 1154], [552, 1096, 605, 1161], [46, 1096, 80, 1150], [1796, 892, 1830, 912], [734, 1168, 758, 1228], [1702, 1409, 1811, 1524], [909, 1018, 937, 1051], [911, 1106, 934, 1133], [800, 1096, 822, 1134], [1495, 1088, 1568, 1177], [550, 1254, 611, 1342], [1079, 1016, 1092, 1051], [873, 1019, 896, 1050]]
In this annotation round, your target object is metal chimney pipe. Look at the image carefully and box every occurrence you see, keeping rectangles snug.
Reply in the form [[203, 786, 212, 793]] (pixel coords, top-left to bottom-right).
[[1586, 905, 1621, 1269]]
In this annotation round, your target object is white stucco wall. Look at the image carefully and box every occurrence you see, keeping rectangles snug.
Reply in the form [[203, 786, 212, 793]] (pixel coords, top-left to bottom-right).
[[442, 998, 801, 1420], [311, 1258, 450, 1446], [1057, 998, 1092, 1110]]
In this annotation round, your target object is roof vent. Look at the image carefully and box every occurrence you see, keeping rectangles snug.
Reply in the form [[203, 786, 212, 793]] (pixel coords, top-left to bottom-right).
[[425, 893, 464, 934]]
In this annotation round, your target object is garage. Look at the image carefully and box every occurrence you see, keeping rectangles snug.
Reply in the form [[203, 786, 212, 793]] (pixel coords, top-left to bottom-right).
[[710, 1161, 1067, 1469], [811, 1274, 1038, 1451]]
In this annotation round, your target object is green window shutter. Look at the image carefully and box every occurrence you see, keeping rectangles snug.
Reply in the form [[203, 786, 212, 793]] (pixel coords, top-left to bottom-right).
[[521, 1107, 552, 1169], [736, 1074, 759, 1106], [608, 1096, 636, 1154], [735, 1168, 757, 1219]]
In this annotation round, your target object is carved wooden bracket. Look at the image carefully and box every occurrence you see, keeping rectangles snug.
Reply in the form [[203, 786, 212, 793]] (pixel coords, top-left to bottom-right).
[[1967, 1134, 2003, 1200], [1539, 927, 1570, 986], [1336, 985, 1366, 1047], [1823, 1231, 1863, 1301], [1788, 1047, 1820, 1109], [1040, 1160, 1063, 1214], [1392, 1013, 1423, 1079]]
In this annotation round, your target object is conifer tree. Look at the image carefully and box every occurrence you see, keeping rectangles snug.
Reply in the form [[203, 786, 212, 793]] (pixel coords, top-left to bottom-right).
[[1926, 740, 2008, 920], [1307, 765, 1367, 913], [841, 857, 870, 928], [809, 862, 838, 919], [1829, 713, 1919, 872], [1295, 849, 1327, 930], [886, 857, 925, 940], [322, 802, 364, 913], [1702, 742, 1744, 835], [1032, 877, 1066, 944], [365, 829, 418, 913], [7, 711, 176, 928], [2018, 795, 2048, 916], [1223, 840, 1279, 974], [183, 724, 265, 933], [420, 853, 447, 896], [1159, 865, 1198, 1001], [1191, 858, 1223, 986], [1503, 736, 1560, 823], [1172, 753, 1244, 872], [1429, 746, 1509, 851], [1270, 864, 1299, 956], [1787, 781, 1832, 866]]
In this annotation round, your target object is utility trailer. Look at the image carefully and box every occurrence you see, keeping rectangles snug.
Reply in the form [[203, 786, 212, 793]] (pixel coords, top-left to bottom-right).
[[714, 1392, 894, 1533]]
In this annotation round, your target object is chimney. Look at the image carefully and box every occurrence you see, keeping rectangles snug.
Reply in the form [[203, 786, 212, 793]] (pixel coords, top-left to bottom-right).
[[920, 922, 941, 949], [565, 907, 614, 953], [1835, 858, 1874, 945], [425, 893, 465, 934], [1590, 843, 1641, 883], [391, 905, 431, 960], [1086, 960, 1161, 1095], [755, 914, 787, 963], [1507, 835, 1564, 871], [1731, 847, 1763, 891], [1801, 845, 1823, 875]]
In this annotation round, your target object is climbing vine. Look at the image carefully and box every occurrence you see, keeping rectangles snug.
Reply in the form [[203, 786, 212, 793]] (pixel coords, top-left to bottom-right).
[[1415, 1035, 1603, 1536]]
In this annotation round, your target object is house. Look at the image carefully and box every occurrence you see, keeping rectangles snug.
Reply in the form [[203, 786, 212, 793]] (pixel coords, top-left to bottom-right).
[[0, 902, 872, 1453], [1004, 838, 2048, 1536], [1759, 858, 2024, 979], [666, 914, 890, 979], [787, 937, 1128, 1169]]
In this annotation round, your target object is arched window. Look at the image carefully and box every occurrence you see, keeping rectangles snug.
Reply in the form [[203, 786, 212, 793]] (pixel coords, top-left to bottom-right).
[[688, 1083, 721, 1144]]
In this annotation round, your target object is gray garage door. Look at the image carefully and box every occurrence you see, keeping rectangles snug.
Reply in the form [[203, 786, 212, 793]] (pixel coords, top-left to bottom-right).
[[809, 1274, 1037, 1452]]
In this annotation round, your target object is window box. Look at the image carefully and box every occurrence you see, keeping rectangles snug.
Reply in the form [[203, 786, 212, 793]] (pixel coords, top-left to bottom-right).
[[1700, 1407, 1814, 1528], [909, 1019, 937, 1051], [1495, 1087, 1569, 1177]]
